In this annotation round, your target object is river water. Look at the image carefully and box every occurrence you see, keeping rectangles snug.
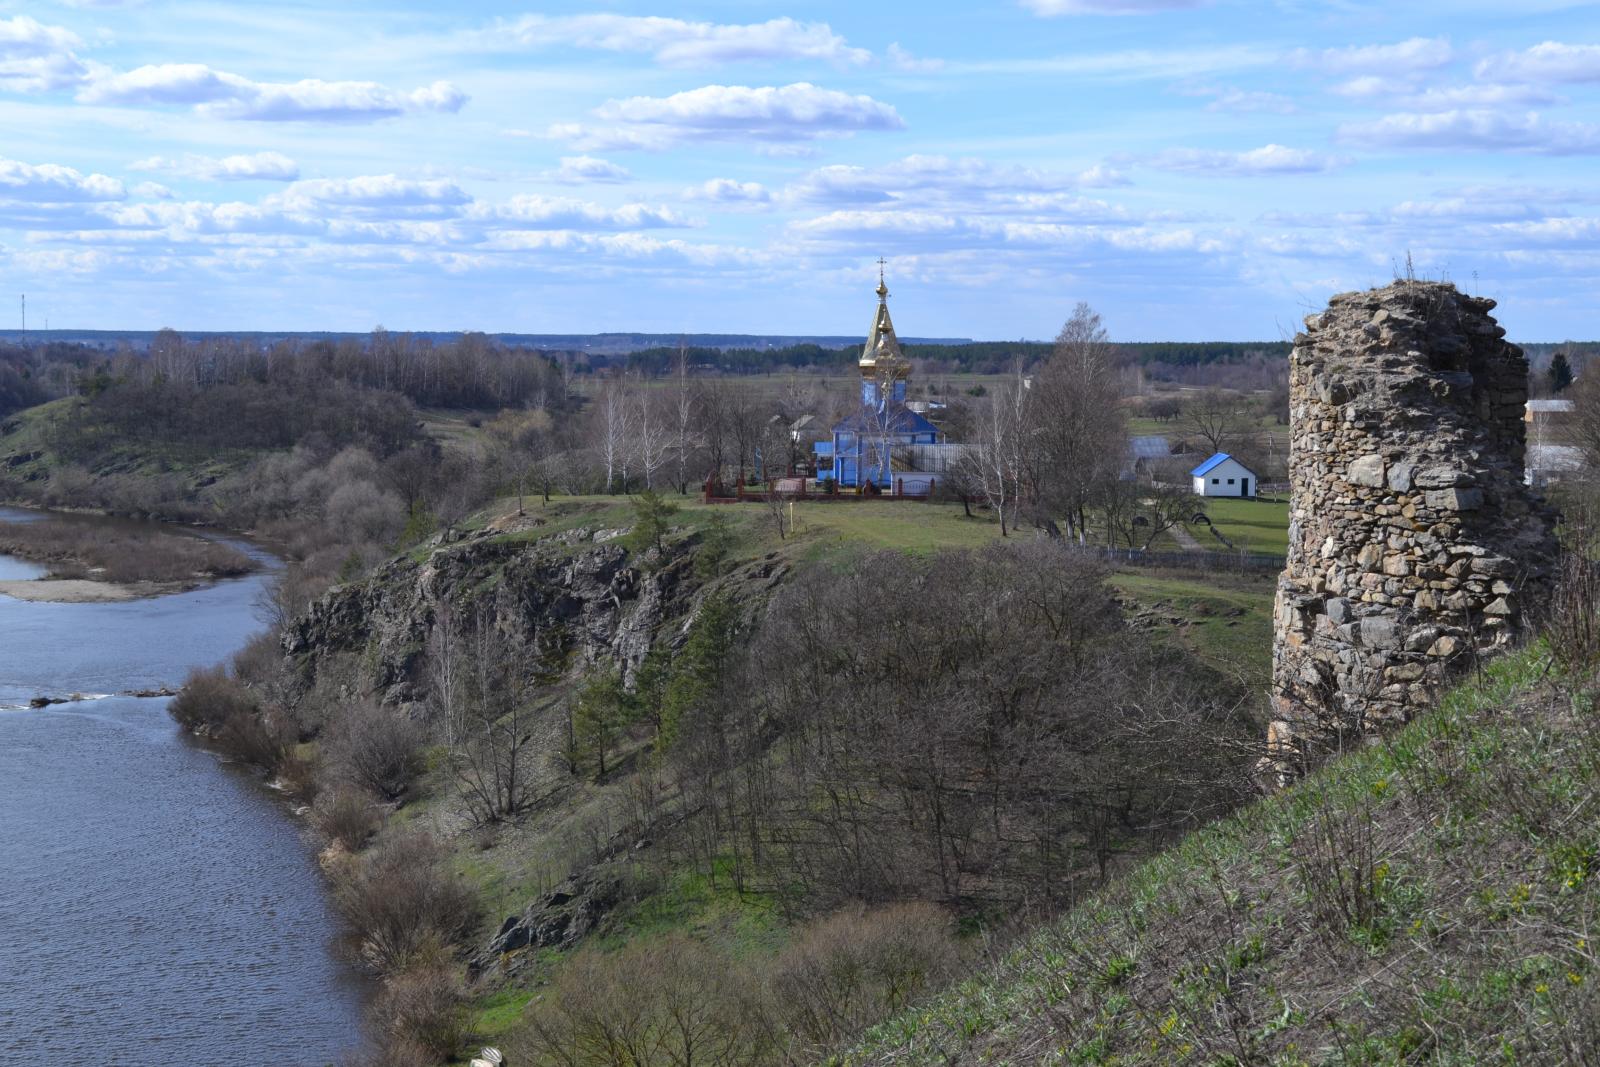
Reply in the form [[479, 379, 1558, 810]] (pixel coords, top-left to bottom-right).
[[0, 507, 366, 1066]]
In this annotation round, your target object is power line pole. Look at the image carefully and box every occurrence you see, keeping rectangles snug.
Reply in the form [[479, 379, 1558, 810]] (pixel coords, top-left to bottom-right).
[[19, 293, 24, 334]]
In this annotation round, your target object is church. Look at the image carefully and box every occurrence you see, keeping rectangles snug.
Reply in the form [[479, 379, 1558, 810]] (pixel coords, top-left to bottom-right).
[[814, 269, 942, 490]]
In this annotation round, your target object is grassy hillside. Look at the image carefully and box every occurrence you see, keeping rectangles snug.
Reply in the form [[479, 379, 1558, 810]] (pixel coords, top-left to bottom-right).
[[843, 646, 1600, 1065], [0, 396, 256, 500]]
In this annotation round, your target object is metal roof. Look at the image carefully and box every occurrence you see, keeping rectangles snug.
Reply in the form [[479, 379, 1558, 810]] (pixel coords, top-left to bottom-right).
[[1130, 435, 1171, 460], [1191, 452, 1251, 477]]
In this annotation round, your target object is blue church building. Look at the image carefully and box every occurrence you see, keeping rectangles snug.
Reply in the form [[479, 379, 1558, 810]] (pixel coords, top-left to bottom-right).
[[815, 270, 941, 489]]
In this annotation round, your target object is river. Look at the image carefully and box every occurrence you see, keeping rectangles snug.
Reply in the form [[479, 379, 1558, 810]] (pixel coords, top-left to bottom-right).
[[0, 507, 367, 1066]]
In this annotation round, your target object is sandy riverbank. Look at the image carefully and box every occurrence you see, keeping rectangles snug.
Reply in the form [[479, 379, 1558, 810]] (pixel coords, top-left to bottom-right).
[[0, 578, 180, 603]]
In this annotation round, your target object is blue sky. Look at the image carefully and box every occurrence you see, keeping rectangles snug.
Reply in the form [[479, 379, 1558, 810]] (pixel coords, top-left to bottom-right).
[[2, 1, 1599, 341]]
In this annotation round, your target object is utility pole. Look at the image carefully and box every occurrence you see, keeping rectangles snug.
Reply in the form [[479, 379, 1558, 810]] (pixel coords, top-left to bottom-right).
[[19, 294, 24, 334]]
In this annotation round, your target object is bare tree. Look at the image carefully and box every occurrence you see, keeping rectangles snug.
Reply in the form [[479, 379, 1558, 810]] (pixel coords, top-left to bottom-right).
[[673, 345, 699, 494], [960, 366, 1029, 535], [1185, 387, 1252, 457], [449, 609, 545, 824], [1026, 303, 1128, 541], [592, 375, 633, 494], [633, 383, 672, 491]]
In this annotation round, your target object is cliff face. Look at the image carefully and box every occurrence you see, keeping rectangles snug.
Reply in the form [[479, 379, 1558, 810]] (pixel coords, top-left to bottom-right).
[[284, 524, 698, 706], [1269, 281, 1558, 775]]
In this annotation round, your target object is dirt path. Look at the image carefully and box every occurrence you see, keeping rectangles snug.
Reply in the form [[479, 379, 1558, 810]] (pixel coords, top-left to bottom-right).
[[1171, 524, 1205, 551]]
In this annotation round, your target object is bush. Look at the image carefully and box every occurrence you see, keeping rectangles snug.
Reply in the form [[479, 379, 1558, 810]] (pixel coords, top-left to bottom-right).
[[170, 665, 257, 733], [1548, 509, 1600, 673], [212, 703, 292, 771], [369, 964, 470, 1063], [765, 903, 962, 1054], [332, 834, 482, 976], [324, 701, 426, 802], [511, 934, 771, 1067], [315, 788, 382, 852]]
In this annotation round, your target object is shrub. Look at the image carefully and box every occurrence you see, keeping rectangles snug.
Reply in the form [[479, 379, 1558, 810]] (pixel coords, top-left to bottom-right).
[[1548, 519, 1600, 673], [764, 903, 962, 1054], [211, 704, 292, 771], [315, 788, 382, 852], [170, 665, 257, 733], [324, 700, 426, 802], [511, 934, 770, 1067], [332, 834, 482, 976], [369, 964, 470, 1063]]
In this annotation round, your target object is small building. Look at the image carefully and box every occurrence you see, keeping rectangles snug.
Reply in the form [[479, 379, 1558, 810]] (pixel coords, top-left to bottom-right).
[[1526, 398, 1575, 428], [816, 267, 942, 490], [1525, 444, 1585, 488], [1191, 452, 1257, 498]]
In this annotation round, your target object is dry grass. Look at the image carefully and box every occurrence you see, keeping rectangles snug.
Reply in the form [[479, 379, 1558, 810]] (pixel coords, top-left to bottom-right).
[[0, 517, 257, 585], [843, 646, 1600, 1065]]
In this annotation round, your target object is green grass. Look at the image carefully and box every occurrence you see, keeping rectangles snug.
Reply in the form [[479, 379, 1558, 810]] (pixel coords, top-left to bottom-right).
[[1109, 571, 1276, 694], [842, 646, 1600, 1065], [1190, 496, 1289, 555]]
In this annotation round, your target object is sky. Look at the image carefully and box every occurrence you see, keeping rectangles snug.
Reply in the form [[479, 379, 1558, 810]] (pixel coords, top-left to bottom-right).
[[2, 1, 1600, 341]]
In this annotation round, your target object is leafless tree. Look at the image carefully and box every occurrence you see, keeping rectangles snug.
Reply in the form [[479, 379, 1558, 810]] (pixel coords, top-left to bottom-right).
[[960, 366, 1029, 535], [1185, 387, 1253, 457], [633, 383, 672, 491], [1026, 303, 1128, 540], [592, 375, 633, 494], [449, 608, 545, 824], [672, 345, 699, 494]]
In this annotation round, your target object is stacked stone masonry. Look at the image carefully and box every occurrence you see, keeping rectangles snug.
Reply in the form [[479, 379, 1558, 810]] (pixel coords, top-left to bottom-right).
[[1268, 280, 1557, 771]]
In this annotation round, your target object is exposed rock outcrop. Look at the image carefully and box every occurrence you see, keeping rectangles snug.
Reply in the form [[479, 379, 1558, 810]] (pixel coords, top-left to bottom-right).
[[1267, 281, 1557, 779], [284, 523, 694, 706]]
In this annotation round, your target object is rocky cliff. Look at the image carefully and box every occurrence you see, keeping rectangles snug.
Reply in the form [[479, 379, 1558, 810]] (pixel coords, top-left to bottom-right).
[[1268, 280, 1558, 778], [284, 518, 719, 707]]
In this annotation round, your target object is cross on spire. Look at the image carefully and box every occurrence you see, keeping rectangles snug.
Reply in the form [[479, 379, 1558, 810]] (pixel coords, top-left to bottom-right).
[[875, 257, 889, 302]]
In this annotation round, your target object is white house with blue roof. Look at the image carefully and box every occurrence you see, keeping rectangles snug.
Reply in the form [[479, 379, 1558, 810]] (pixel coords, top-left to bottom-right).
[[1191, 452, 1257, 498]]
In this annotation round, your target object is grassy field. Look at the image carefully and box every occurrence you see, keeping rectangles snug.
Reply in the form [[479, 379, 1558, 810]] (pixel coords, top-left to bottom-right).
[[1189, 496, 1290, 555], [845, 647, 1600, 1065], [1109, 571, 1275, 697]]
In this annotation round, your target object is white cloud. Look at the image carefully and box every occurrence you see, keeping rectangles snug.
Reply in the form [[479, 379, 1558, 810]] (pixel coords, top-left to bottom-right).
[[684, 179, 772, 205], [1076, 163, 1132, 187], [1332, 77, 1561, 110], [1339, 110, 1600, 154], [555, 83, 904, 151], [473, 194, 692, 231], [1147, 144, 1344, 176], [1292, 37, 1453, 74], [132, 151, 301, 181], [488, 15, 869, 67], [271, 176, 472, 214], [0, 15, 86, 91], [1477, 42, 1600, 84], [0, 15, 79, 58], [547, 156, 633, 184], [0, 155, 124, 202], [1022, 0, 1205, 15], [887, 43, 944, 72], [80, 64, 467, 122], [1204, 88, 1297, 114], [788, 154, 1090, 206], [130, 181, 173, 199]]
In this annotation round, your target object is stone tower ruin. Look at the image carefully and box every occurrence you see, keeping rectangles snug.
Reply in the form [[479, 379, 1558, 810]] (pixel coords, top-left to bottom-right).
[[1267, 280, 1558, 777]]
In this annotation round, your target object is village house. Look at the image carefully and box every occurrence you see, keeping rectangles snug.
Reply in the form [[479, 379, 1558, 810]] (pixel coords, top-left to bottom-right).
[[1191, 452, 1257, 498]]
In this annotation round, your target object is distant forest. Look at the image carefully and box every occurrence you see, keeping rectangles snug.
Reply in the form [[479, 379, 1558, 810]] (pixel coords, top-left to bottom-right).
[[614, 339, 1294, 376]]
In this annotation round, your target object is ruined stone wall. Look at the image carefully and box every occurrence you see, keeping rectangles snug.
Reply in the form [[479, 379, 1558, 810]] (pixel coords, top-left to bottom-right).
[[1268, 280, 1557, 770]]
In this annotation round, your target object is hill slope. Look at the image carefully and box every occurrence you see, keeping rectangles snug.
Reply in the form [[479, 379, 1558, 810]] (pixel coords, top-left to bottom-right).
[[845, 647, 1600, 1065]]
